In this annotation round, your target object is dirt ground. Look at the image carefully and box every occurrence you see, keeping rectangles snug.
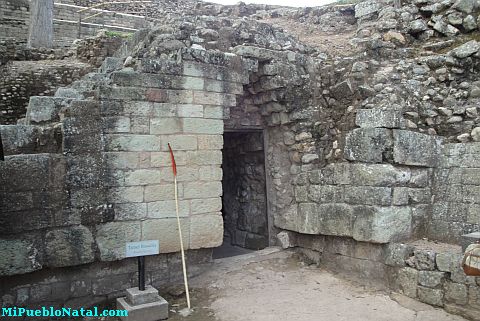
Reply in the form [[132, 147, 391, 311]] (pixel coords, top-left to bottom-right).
[[261, 17, 359, 57], [162, 248, 467, 321]]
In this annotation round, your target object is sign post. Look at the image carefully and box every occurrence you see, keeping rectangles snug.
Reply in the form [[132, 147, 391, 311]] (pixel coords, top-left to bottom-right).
[[138, 256, 145, 291], [126, 240, 159, 291], [117, 240, 168, 321]]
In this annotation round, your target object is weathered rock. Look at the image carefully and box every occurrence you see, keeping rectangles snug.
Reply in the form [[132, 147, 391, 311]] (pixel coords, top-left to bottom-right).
[[383, 31, 406, 44], [436, 252, 459, 272], [444, 282, 468, 305], [448, 12, 464, 26], [462, 15, 478, 31], [355, 0, 380, 18], [393, 130, 442, 167], [190, 215, 223, 249], [45, 226, 95, 267], [414, 249, 436, 270], [95, 222, 141, 261], [0, 237, 43, 276], [355, 109, 404, 128], [344, 128, 392, 163], [457, 133, 470, 142], [433, 20, 460, 36], [302, 153, 319, 164], [385, 243, 414, 266], [450, 40, 480, 59], [452, 0, 478, 13], [409, 19, 428, 34], [330, 80, 354, 100], [352, 206, 412, 243], [277, 231, 296, 249], [471, 127, 480, 141], [296, 203, 354, 236], [349, 163, 410, 186], [420, 2, 450, 13], [397, 267, 419, 298], [418, 286, 444, 306], [418, 271, 446, 288]]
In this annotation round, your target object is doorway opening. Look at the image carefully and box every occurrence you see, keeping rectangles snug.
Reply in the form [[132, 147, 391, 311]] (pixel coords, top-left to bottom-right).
[[213, 130, 269, 259]]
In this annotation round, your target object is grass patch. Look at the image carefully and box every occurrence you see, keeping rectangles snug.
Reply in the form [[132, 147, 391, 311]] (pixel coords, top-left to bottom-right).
[[335, 0, 362, 4], [105, 30, 133, 39]]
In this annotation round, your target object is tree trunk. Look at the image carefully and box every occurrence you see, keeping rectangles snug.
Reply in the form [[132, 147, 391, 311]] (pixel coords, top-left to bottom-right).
[[28, 0, 54, 48]]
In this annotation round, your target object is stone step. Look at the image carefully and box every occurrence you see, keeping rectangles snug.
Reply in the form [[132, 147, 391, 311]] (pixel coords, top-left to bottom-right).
[[54, 87, 84, 99], [25, 96, 72, 125], [99, 57, 124, 74], [0, 124, 61, 155]]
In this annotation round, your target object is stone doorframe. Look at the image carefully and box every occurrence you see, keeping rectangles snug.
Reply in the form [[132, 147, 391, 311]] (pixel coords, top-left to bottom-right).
[[222, 128, 277, 247]]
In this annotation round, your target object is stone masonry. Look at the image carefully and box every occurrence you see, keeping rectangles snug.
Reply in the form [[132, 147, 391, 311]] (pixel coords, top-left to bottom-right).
[[1, 0, 480, 319], [222, 131, 268, 250]]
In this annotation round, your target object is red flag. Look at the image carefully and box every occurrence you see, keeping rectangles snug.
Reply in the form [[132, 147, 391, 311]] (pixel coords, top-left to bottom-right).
[[168, 143, 177, 177]]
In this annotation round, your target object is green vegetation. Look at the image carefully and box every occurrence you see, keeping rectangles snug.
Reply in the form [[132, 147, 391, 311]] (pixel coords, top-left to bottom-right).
[[105, 30, 133, 39], [335, 0, 363, 4]]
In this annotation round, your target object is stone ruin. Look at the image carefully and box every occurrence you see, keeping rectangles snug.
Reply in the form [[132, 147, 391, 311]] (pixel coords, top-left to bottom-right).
[[1, 0, 480, 319]]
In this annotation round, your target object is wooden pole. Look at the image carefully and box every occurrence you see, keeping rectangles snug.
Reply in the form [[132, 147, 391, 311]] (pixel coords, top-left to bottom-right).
[[169, 143, 191, 309], [28, 0, 54, 48], [174, 176, 191, 309]]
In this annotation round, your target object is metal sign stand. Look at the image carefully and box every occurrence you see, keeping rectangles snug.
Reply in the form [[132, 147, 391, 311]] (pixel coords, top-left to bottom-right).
[[138, 256, 145, 291], [117, 240, 168, 320]]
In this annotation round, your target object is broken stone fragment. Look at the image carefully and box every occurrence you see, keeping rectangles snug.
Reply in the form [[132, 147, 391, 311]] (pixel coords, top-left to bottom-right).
[[452, 0, 478, 13], [355, 0, 380, 18], [462, 15, 478, 31], [277, 231, 296, 249], [409, 19, 428, 34], [301, 153, 319, 164], [471, 127, 480, 141], [456, 133, 470, 142], [383, 31, 406, 45], [329, 80, 354, 100], [449, 40, 480, 59], [433, 20, 460, 36], [447, 11, 463, 26], [344, 128, 392, 163]]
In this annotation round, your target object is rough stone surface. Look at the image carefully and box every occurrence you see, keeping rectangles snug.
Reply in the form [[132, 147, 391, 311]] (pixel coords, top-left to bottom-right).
[[352, 206, 412, 243], [418, 286, 444, 307], [0, 238, 43, 276], [344, 128, 392, 163], [3, 0, 480, 315], [96, 222, 142, 261], [45, 226, 95, 267], [393, 130, 442, 167]]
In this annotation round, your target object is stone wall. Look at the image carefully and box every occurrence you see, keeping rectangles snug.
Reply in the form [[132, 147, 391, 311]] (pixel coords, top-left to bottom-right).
[[0, 44, 252, 309], [1, 0, 480, 316], [0, 0, 146, 47], [429, 143, 480, 242], [0, 249, 211, 313], [291, 233, 480, 321], [0, 60, 92, 125], [222, 131, 268, 250], [0, 32, 125, 126]]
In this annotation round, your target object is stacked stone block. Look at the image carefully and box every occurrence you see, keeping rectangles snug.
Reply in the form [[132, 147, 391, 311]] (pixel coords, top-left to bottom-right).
[[93, 59, 248, 260], [429, 143, 480, 242], [391, 243, 480, 320], [0, 0, 146, 47], [0, 47, 251, 310], [290, 163, 431, 243]]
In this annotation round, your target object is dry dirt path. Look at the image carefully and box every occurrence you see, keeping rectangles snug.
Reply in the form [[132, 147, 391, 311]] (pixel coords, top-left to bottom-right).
[[167, 248, 467, 321]]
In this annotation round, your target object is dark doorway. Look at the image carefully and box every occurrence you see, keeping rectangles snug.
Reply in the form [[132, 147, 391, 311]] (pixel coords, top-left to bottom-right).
[[213, 131, 269, 258]]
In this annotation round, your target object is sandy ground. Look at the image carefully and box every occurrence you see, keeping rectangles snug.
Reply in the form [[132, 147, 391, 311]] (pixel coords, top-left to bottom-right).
[[163, 248, 467, 321]]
